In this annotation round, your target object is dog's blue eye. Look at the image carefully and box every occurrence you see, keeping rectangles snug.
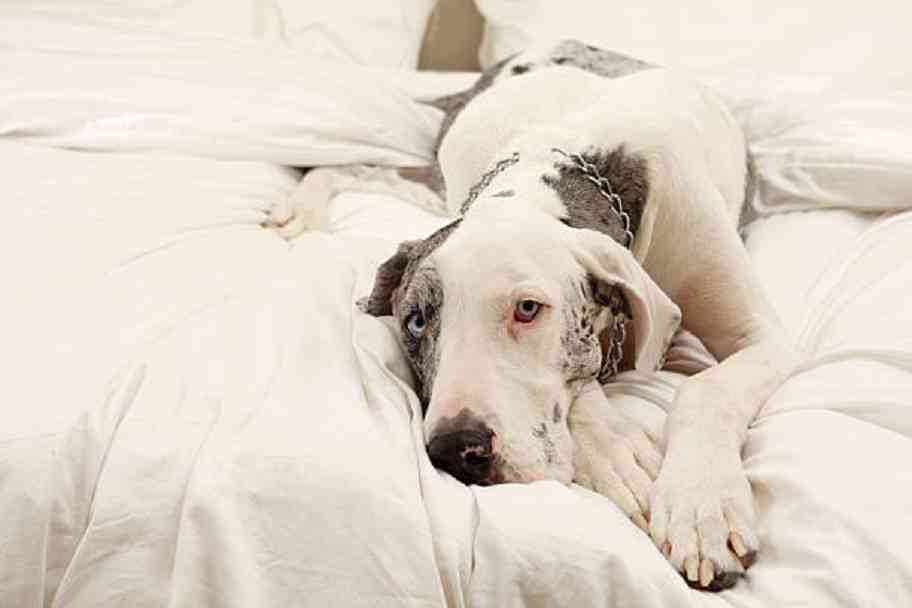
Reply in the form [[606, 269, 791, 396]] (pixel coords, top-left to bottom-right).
[[406, 312, 427, 337], [514, 299, 541, 323]]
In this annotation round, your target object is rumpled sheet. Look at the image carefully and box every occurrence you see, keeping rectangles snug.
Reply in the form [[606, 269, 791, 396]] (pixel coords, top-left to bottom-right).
[[2, 12, 912, 608], [703, 72, 912, 216], [0, 12, 470, 166]]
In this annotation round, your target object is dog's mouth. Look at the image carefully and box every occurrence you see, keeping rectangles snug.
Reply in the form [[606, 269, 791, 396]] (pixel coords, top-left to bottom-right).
[[426, 406, 576, 486]]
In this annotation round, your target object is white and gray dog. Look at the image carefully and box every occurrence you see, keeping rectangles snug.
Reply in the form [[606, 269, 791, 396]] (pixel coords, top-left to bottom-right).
[[277, 41, 802, 591]]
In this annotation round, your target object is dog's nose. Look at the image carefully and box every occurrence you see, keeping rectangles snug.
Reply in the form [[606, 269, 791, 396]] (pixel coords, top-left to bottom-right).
[[427, 428, 496, 485]]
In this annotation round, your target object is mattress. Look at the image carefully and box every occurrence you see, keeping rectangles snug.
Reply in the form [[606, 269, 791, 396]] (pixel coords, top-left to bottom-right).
[[2, 11, 912, 608]]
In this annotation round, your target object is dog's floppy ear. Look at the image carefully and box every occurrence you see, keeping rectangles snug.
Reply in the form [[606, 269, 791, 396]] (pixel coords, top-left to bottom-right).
[[572, 229, 681, 372], [364, 240, 421, 317], [363, 219, 463, 317]]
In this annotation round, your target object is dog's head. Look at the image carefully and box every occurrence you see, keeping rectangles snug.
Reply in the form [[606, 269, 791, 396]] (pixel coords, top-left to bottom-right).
[[364, 212, 679, 485]]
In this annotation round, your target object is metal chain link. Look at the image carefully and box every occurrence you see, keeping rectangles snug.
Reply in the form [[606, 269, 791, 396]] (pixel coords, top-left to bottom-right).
[[551, 147, 634, 248], [550, 147, 635, 381], [459, 152, 520, 215], [597, 293, 629, 382]]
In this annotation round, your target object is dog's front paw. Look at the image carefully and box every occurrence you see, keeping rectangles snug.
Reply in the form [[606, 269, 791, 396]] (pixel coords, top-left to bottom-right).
[[264, 196, 295, 228], [571, 409, 662, 533], [263, 168, 339, 239], [649, 440, 758, 591]]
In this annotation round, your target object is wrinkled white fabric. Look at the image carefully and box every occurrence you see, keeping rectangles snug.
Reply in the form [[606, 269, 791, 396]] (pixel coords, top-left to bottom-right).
[[1, 0, 435, 69], [476, 0, 912, 83], [0, 14, 452, 166], [707, 73, 912, 217], [3, 136, 912, 606], [475, 0, 912, 218], [2, 14, 912, 607]]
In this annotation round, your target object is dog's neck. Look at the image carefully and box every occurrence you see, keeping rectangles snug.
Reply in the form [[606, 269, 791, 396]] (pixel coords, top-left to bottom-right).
[[460, 147, 648, 251], [461, 153, 568, 220]]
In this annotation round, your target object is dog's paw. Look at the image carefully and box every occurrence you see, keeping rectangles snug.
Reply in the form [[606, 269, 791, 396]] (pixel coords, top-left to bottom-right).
[[263, 192, 315, 240], [649, 441, 758, 591], [264, 197, 295, 228], [263, 168, 340, 239], [571, 409, 662, 533]]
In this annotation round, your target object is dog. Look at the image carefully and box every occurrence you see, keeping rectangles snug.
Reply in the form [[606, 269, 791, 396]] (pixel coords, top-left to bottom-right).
[[277, 41, 802, 591]]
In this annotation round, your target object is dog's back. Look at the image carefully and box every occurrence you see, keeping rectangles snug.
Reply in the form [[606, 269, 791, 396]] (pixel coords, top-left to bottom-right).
[[438, 66, 749, 239], [405, 40, 755, 227], [432, 41, 653, 156], [401, 41, 655, 198]]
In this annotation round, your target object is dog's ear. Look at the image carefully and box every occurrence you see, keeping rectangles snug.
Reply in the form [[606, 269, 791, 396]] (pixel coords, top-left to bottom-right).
[[572, 229, 681, 372], [363, 219, 462, 317], [364, 240, 421, 317]]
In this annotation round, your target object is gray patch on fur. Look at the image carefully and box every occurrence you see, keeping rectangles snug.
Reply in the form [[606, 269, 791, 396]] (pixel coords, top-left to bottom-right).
[[365, 220, 461, 317], [531, 422, 556, 465], [401, 55, 516, 199], [491, 189, 515, 198], [399, 41, 653, 200], [364, 241, 416, 317], [364, 220, 462, 406], [560, 281, 603, 384], [399, 265, 444, 407], [552, 403, 563, 424], [559, 277, 633, 386], [543, 145, 649, 245], [430, 54, 514, 157], [547, 40, 652, 78], [505, 41, 652, 82]]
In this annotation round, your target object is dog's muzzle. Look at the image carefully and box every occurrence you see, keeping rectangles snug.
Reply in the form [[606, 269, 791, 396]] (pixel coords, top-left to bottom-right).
[[427, 425, 498, 485]]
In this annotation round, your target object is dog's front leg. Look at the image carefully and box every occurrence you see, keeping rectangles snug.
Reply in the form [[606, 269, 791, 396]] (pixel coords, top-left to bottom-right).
[[569, 381, 663, 533], [631, 163, 810, 589], [649, 327, 801, 590]]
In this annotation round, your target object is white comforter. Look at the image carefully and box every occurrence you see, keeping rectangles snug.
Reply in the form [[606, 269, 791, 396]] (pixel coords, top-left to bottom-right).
[[2, 13, 912, 608]]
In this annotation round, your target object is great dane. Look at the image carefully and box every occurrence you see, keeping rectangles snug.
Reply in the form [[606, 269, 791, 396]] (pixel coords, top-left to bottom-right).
[[276, 41, 802, 591]]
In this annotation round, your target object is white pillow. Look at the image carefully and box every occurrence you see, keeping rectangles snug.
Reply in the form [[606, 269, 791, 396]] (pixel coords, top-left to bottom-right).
[[475, 0, 912, 214], [711, 72, 912, 215], [5, 0, 436, 69], [476, 0, 910, 84]]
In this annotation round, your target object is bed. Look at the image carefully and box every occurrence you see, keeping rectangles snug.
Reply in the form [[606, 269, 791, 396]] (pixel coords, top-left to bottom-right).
[[2, 1, 911, 606]]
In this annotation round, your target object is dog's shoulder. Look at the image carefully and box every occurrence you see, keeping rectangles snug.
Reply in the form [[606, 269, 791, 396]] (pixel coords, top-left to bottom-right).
[[427, 41, 653, 161], [541, 146, 650, 248]]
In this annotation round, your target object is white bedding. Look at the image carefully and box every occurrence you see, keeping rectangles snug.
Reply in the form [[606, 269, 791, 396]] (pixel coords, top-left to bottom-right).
[[2, 0, 436, 69], [3, 13, 912, 608]]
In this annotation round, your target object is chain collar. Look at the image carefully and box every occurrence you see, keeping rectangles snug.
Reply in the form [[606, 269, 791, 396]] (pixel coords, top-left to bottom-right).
[[459, 152, 520, 215], [550, 147, 634, 381], [551, 147, 634, 248], [599, 299, 629, 382]]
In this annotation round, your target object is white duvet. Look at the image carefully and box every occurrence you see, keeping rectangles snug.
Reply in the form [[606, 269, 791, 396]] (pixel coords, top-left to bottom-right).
[[2, 13, 912, 608]]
